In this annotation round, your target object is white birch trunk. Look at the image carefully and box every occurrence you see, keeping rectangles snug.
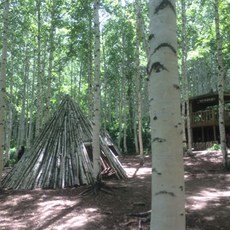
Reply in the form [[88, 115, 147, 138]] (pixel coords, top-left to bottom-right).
[[181, 0, 192, 153], [148, 0, 185, 229], [123, 103, 128, 153], [133, 109, 139, 154], [0, 0, 9, 186], [92, 0, 101, 180], [27, 55, 36, 147], [5, 104, 12, 164], [45, 0, 56, 123], [136, 0, 149, 58], [17, 49, 29, 148], [87, 11, 94, 119], [214, 0, 228, 168], [117, 100, 123, 151], [135, 2, 144, 160], [35, 0, 43, 137], [5, 57, 14, 164]]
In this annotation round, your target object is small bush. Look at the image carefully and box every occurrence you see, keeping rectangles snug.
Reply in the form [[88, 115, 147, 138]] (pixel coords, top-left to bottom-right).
[[4, 147, 17, 167], [210, 143, 220, 151]]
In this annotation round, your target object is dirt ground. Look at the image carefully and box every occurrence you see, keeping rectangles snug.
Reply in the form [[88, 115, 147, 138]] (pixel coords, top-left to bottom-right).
[[1, 151, 230, 230]]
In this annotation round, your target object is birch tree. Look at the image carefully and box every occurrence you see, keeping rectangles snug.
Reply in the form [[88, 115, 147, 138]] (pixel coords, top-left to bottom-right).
[[35, 0, 43, 137], [45, 0, 56, 123], [87, 7, 94, 120], [17, 48, 29, 148], [148, 0, 185, 229], [135, 0, 144, 162], [92, 0, 101, 180], [214, 0, 228, 168], [181, 0, 192, 153], [0, 0, 9, 186]]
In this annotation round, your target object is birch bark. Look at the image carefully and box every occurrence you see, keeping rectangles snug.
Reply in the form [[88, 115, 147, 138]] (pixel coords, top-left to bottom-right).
[[46, 0, 56, 123], [27, 54, 36, 147], [214, 0, 228, 168], [92, 0, 101, 180], [5, 55, 14, 164], [17, 48, 29, 148], [181, 0, 192, 153], [35, 0, 43, 137], [0, 0, 9, 186], [148, 0, 185, 229], [87, 8, 93, 119], [135, 0, 144, 162]]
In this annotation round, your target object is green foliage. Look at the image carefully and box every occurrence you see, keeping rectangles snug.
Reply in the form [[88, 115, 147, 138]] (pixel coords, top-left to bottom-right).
[[209, 143, 221, 151], [1, 0, 229, 154], [4, 147, 18, 167]]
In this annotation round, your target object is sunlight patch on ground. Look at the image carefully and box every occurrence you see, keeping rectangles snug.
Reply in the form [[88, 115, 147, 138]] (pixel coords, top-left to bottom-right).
[[199, 189, 230, 197], [1, 194, 34, 207], [37, 198, 79, 221], [51, 207, 102, 230], [204, 215, 215, 221], [124, 166, 151, 178], [186, 188, 230, 211]]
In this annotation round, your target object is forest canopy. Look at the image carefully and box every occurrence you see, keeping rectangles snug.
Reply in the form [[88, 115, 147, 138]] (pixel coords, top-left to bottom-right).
[[0, 0, 229, 157]]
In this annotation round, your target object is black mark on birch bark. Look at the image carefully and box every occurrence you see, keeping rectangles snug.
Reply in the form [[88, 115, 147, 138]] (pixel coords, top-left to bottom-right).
[[152, 168, 162, 175], [153, 137, 166, 143], [149, 34, 154, 40], [154, 43, 176, 55], [173, 84, 180, 89], [148, 62, 168, 75], [155, 191, 175, 197], [154, 0, 176, 15], [149, 97, 154, 103]]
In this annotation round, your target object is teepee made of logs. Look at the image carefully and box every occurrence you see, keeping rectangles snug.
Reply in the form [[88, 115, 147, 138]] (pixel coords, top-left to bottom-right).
[[2, 95, 127, 190]]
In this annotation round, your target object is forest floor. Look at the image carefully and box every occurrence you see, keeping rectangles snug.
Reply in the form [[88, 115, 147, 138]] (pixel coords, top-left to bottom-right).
[[1, 151, 230, 230]]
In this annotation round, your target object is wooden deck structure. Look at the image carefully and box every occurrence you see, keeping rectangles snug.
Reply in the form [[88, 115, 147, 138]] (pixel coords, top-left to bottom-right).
[[188, 93, 230, 150]]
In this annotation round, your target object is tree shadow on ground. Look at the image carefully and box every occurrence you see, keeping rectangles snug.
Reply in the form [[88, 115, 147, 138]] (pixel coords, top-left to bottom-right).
[[1, 153, 229, 230], [185, 150, 230, 230], [0, 156, 152, 230]]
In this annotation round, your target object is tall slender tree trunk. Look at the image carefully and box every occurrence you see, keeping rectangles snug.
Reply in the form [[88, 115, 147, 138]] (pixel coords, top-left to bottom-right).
[[35, 0, 43, 137], [214, 0, 228, 168], [133, 108, 139, 154], [117, 98, 123, 151], [0, 0, 9, 186], [5, 55, 14, 165], [87, 8, 94, 119], [27, 53, 36, 147], [101, 32, 108, 129], [148, 1, 185, 229], [135, 1, 144, 162], [135, 0, 149, 58], [181, 0, 192, 153], [92, 0, 101, 180], [78, 61, 83, 98], [46, 0, 56, 123], [123, 102, 128, 153], [17, 49, 29, 148]]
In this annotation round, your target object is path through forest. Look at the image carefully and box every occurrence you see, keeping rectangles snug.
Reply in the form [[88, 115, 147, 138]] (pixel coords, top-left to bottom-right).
[[0, 151, 230, 230]]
